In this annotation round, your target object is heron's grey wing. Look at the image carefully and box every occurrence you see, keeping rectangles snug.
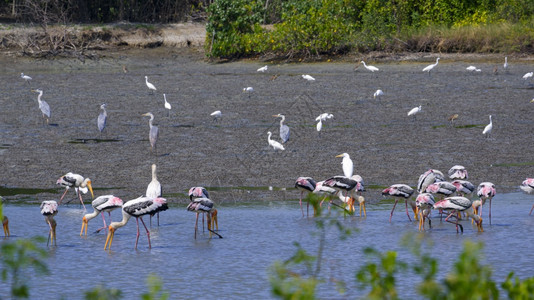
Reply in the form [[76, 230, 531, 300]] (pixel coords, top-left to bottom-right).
[[280, 125, 290, 143]]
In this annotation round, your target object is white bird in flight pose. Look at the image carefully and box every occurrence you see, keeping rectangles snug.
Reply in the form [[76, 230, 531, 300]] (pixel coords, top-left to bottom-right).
[[257, 65, 268, 72], [361, 61, 379, 72], [267, 131, 284, 150], [466, 66, 481, 72], [422, 57, 440, 74], [145, 76, 157, 93], [408, 105, 422, 120], [482, 115, 493, 138], [302, 74, 315, 81]]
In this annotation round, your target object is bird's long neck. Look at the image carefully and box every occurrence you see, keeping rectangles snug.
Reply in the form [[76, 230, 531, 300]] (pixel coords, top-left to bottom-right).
[[267, 132, 272, 140], [84, 209, 100, 222], [149, 116, 154, 127], [279, 116, 285, 125], [37, 92, 43, 102], [152, 166, 158, 181], [102, 108, 107, 116], [109, 210, 131, 230]]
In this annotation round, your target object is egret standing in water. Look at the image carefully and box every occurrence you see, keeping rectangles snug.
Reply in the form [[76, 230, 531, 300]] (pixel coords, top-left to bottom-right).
[[145, 76, 157, 94], [21, 73, 32, 86], [142, 112, 159, 154], [97, 103, 107, 134], [32, 89, 51, 125], [422, 57, 440, 75], [361, 61, 379, 72], [163, 94, 171, 117], [273, 114, 290, 143]]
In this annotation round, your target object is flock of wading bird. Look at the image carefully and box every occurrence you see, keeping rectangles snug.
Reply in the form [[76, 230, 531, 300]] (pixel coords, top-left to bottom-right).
[[296, 154, 534, 233], [7, 56, 534, 249]]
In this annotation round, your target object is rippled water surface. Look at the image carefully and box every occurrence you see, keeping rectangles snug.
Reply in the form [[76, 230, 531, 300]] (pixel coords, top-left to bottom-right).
[[2, 192, 534, 299]]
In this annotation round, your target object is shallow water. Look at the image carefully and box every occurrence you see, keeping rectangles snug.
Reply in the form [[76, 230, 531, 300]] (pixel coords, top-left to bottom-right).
[[2, 192, 534, 299]]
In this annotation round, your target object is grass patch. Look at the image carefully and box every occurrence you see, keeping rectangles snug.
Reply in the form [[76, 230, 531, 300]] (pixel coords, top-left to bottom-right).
[[493, 161, 534, 167]]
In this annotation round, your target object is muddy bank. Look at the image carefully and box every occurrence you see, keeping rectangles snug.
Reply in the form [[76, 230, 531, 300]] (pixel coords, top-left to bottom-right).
[[1, 48, 534, 205]]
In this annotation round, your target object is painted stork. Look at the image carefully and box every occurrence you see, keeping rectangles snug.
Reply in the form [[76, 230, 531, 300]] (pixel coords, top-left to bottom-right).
[[417, 169, 445, 193], [520, 178, 534, 215], [32, 89, 51, 125], [189, 187, 210, 200], [382, 184, 416, 222], [104, 196, 168, 250], [142, 112, 159, 153], [267, 131, 285, 150], [40, 200, 58, 246], [336, 153, 354, 178], [361, 61, 379, 72], [187, 197, 221, 239], [337, 192, 366, 217], [81, 195, 123, 236], [434, 196, 483, 233], [451, 180, 475, 197], [57, 172, 94, 210], [295, 177, 316, 217], [146, 164, 163, 225], [425, 181, 457, 200], [323, 175, 359, 202], [422, 57, 440, 75], [475, 182, 496, 224], [273, 114, 290, 143], [314, 180, 338, 207], [416, 193, 435, 231], [448, 165, 468, 179]]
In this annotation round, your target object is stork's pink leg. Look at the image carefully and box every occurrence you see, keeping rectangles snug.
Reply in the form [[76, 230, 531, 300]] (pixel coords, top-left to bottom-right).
[[404, 199, 412, 222], [78, 191, 86, 212], [489, 198, 492, 225], [135, 218, 141, 249], [95, 212, 108, 233], [389, 199, 399, 222], [194, 212, 199, 239], [444, 211, 463, 233], [139, 217, 151, 249], [58, 188, 69, 204], [530, 203, 534, 216]]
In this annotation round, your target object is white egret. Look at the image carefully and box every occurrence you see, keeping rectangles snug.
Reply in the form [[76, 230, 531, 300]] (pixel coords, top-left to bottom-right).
[[257, 65, 268, 72], [466, 66, 481, 72], [211, 110, 222, 122], [273, 114, 290, 143], [243, 87, 254, 92], [21, 73, 32, 85], [503, 57, 508, 70], [373, 89, 384, 99], [145, 76, 157, 93], [482, 115, 492, 138], [523, 72, 533, 79], [336, 153, 354, 178], [407, 105, 422, 120], [163, 94, 171, 117], [267, 131, 285, 150], [142, 112, 159, 153], [302, 74, 315, 81], [422, 57, 440, 74], [361, 61, 379, 72], [315, 113, 334, 122], [32, 89, 51, 125], [97, 103, 107, 134]]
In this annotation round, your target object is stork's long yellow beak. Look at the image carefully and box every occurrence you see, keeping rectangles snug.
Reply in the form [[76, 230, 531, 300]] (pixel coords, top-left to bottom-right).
[[478, 218, 484, 232], [80, 217, 88, 236], [87, 181, 94, 199], [104, 227, 115, 250]]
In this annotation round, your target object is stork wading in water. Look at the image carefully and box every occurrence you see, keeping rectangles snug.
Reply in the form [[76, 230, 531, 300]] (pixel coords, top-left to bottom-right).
[[434, 196, 483, 233], [323, 175, 360, 210], [145, 76, 157, 94], [520, 178, 534, 215], [337, 191, 366, 217], [81, 195, 123, 236], [474, 182, 496, 224], [417, 169, 445, 193], [422, 57, 440, 75], [187, 197, 222, 239], [314, 180, 338, 208], [416, 193, 435, 231], [97, 103, 107, 134], [40, 201, 58, 246], [142, 112, 159, 154], [57, 172, 94, 211], [361, 61, 379, 72], [295, 177, 317, 217], [451, 180, 475, 197], [273, 114, 290, 144], [104, 196, 168, 250], [32, 89, 51, 125], [448, 165, 468, 180], [146, 164, 162, 226], [2, 216, 8, 237], [382, 184, 416, 222], [425, 181, 457, 200], [188, 187, 213, 231]]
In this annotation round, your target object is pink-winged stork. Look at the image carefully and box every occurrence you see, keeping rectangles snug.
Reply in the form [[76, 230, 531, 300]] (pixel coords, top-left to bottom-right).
[[475, 182, 496, 224], [520, 178, 534, 215], [448, 165, 468, 180], [382, 184, 416, 222], [56, 172, 94, 211], [40, 200, 58, 246], [415, 193, 435, 231], [81, 195, 123, 236], [295, 177, 316, 217], [314, 180, 337, 207], [322, 175, 360, 214], [425, 181, 457, 200], [337, 191, 366, 217], [434, 196, 483, 233], [187, 197, 222, 239], [104, 196, 168, 250], [451, 180, 475, 197], [417, 169, 445, 193]]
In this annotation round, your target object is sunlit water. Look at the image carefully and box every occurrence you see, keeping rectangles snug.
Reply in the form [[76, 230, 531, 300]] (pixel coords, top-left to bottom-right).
[[2, 192, 534, 299]]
